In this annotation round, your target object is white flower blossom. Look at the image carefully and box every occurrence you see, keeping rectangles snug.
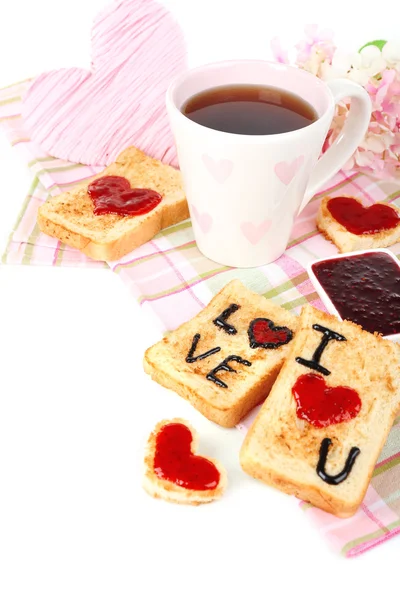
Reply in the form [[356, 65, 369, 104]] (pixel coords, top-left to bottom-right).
[[382, 40, 400, 67]]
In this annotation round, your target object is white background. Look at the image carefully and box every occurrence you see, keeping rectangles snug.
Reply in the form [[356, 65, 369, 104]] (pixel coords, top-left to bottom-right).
[[0, 1, 399, 598]]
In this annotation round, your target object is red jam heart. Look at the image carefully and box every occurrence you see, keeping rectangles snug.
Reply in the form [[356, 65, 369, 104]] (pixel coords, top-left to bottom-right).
[[327, 196, 400, 235], [248, 318, 293, 349], [292, 373, 362, 428], [87, 175, 162, 217], [154, 423, 220, 491]]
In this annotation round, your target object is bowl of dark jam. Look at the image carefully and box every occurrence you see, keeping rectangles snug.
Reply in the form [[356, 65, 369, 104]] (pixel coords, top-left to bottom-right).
[[308, 249, 400, 344]]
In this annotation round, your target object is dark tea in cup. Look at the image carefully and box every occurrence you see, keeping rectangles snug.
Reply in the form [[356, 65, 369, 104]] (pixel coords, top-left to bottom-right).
[[182, 84, 318, 135]]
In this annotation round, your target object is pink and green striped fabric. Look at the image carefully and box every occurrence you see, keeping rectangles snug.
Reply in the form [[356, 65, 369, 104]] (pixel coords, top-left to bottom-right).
[[1, 80, 400, 558]]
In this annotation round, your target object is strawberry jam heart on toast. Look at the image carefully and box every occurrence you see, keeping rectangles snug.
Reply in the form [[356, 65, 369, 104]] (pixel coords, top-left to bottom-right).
[[143, 419, 227, 505]]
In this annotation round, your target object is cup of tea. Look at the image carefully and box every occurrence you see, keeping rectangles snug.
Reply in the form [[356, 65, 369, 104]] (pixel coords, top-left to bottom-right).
[[166, 60, 371, 268]]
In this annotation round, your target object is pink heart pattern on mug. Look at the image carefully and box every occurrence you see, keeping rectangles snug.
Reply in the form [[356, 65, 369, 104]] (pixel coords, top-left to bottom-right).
[[202, 154, 233, 184], [241, 219, 272, 245], [274, 156, 304, 185], [191, 205, 213, 234]]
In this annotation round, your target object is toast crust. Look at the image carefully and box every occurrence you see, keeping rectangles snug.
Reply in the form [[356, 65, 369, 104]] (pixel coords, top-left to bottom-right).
[[240, 305, 400, 517], [317, 195, 400, 253], [143, 279, 298, 428], [144, 348, 282, 428], [142, 418, 227, 505], [38, 194, 189, 261], [37, 146, 189, 262]]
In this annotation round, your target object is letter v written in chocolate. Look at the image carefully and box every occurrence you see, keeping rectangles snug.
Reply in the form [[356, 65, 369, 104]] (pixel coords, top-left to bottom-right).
[[185, 334, 221, 363]]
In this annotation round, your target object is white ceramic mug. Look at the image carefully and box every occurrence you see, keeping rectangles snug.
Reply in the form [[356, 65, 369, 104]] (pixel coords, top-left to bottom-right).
[[166, 60, 371, 268]]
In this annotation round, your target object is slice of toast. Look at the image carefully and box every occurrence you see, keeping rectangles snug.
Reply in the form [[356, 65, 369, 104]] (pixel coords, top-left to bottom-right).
[[37, 147, 189, 262], [142, 418, 227, 505], [317, 195, 400, 253], [240, 304, 400, 518], [143, 280, 298, 428]]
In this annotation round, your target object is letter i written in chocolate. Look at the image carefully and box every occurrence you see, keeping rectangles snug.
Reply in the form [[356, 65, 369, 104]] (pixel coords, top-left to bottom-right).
[[296, 324, 346, 376]]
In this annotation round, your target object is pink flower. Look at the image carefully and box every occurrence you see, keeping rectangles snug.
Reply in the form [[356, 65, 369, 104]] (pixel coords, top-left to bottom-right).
[[295, 24, 335, 68], [381, 76, 400, 117], [270, 37, 289, 64], [368, 69, 396, 111], [271, 29, 400, 179]]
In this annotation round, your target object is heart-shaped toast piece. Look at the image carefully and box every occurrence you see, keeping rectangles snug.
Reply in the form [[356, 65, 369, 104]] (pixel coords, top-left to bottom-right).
[[327, 196, 400, 235], [292, 373, 362, 428], [248, 318, 293, 349], [317, 195, 400, 253], [88, 176, 162, 216], [143, 419, 227, 504]]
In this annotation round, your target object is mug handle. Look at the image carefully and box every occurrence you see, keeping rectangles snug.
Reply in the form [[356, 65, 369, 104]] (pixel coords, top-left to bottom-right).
[[298, 79, 371, 213]]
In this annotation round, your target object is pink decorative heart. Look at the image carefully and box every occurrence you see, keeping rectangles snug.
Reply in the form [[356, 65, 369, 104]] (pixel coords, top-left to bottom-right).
[[191, 205, 213, 234], [22, 0, 187, 167], [274, 156, 304, 185], [241, 220, 272, 245], [202, 154, 233, 183]]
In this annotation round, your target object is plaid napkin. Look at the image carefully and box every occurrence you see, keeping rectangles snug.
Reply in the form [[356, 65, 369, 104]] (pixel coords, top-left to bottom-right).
[[2, 80, 400, 558]]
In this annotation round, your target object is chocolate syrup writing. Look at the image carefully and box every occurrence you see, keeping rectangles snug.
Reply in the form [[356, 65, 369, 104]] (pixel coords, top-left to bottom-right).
[[294, 323, 361, 485], [185, 303, 293, 389]]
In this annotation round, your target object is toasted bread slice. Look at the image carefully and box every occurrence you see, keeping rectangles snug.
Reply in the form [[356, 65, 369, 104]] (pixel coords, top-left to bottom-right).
[[37, 147, 188, 261], [317, 195, 400, 253], [240, 304, 400, 518], [144, 280, 298, 428], [142, 418, 227, 505]]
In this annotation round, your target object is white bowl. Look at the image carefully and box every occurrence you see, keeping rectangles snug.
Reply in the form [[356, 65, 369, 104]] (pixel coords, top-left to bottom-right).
[[307, 248, 400, 344]]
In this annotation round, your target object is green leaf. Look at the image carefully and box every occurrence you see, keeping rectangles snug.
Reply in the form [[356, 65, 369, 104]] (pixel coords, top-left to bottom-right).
[[359, 39, 387, 52]]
